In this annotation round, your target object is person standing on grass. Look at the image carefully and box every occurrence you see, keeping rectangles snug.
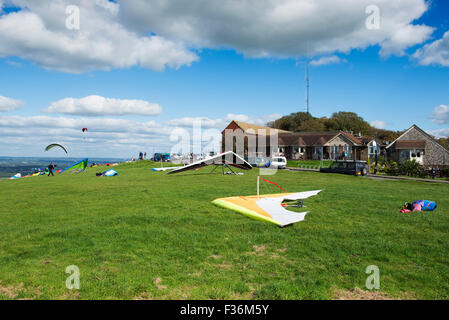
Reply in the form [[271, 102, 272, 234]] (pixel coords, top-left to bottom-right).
[[48, 162, 55, 176]]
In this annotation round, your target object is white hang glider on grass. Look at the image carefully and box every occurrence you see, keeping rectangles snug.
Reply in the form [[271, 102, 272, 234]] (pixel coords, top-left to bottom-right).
[[213, 176, 322, 227], [152, 151, 252, 175]]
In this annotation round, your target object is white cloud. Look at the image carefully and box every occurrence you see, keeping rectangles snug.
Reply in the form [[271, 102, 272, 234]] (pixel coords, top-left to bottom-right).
[[310, 55, 347, 66], [0, 115, 167, 134], [0, 95, 24, 112], [413, 31, 449, 67], [0, 113, 280, 157], [0, 114, 173, 157], [165, 113, 282, 129], [43, 95, 163, 117], [370, 120, 388, 129], [428, 128, 449, 139], [0, 0, 198, 73], [118, 0, 433, 58], [0, 0, 435, 73], [429, 104, 449, 124]]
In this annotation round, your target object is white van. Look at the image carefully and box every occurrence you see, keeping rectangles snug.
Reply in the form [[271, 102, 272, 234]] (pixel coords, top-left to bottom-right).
[[270, 156, 287, 169]]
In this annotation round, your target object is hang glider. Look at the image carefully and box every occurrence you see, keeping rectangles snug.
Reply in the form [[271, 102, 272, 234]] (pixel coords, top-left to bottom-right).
[[45, 143, 68, 154], [213, 190, 322, 227], [59, 158, 88, 174], [152, 166, 180, 172], [167, 151, 252, 175]]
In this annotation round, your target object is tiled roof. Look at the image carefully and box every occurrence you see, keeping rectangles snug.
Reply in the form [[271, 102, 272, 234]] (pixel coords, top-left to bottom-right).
[[234, 121, 291, 134], [340, 131, 362, 145], [396, 140, 426, 149], [278, 132, 338, 146]]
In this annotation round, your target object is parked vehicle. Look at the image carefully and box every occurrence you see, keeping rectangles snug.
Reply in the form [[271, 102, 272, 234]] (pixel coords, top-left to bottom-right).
[[152, 153, 171, 162], [270, 156, 287, 169], [320, 160, 368, 176], [246, 156, 271, 168]]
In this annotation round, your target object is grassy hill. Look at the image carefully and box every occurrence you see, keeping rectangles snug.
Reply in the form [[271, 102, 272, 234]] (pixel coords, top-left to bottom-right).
[[0, 160, 448, 299]]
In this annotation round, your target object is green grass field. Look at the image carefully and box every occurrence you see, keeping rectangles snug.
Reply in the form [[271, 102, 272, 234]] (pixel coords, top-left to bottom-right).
[[1, 160, 448, 300]]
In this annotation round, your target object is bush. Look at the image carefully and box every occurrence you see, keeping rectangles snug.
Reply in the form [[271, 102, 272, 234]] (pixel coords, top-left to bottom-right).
[[399, 159, 424, 177], [442, 168, 449, 178], [380, 160, 399, 176], [377, 155, 388, 166]]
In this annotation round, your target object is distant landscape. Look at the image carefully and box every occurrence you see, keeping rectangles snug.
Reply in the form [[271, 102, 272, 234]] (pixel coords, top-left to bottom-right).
[[0, 157, 126, 179]]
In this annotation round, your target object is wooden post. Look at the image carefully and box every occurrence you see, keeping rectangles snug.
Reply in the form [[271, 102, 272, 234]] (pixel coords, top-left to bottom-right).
[[257, 176, 260, 200]]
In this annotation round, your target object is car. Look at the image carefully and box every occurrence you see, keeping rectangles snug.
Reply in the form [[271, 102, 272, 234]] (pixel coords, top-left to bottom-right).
[[319, 160, 368, 176], [270, 156, 287, 169], [152, 153, 171, 162], [247, 156, 271, 168]]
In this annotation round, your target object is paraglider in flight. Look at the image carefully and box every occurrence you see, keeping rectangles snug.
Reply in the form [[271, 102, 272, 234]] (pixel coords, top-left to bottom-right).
[[82, 128, 88, 141], [45, 144, 68, 154]]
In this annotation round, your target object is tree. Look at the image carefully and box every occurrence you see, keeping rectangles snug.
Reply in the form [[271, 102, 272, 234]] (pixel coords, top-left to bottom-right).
[[437, 137, 449, 151], [267, 110, 401, 144], [268, 112, 313, 131], [326, 111, 371, 135]]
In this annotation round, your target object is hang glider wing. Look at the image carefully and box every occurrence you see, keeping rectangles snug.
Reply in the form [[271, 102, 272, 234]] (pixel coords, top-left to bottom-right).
[[45, 143, 68, 154], [60, 158, 88, 174], [152, 166, 181, 172], [212, 190, 322, 227], [167, 151, 252, 175]]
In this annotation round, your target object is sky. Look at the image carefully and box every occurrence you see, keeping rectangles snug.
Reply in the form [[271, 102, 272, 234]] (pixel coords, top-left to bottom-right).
[[0, 0, 448, 158]]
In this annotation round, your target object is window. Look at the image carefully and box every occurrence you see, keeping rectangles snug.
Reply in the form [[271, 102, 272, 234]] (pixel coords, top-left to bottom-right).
[[347, 162, 355, 169], [314, 147, 323, 157], [400, 150, 410, 160], [343, 145, 352, 158], [369, 146, 378, 154], [330, 146, 338, 159]]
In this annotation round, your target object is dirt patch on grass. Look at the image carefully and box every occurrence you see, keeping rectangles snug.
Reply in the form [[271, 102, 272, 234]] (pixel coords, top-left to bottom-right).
[[333, 287, 396, 300], [253, 245, 266, 252], [0, 281, 23, 299], [188, 271, 202, 277], [245, 245, 267, 256], [60, 290, 81, 300], [208, 254, 223, 260], [0, 281, 42, 300], [153, 278, 167, 290], [216, 262, 232, 270], [136, 286, 197, 300], [134, 292, 153, 300]]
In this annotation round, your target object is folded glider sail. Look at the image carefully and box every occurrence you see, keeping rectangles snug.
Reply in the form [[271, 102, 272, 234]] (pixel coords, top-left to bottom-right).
[[212, 190, 322, 227], [104, 169, 118, 176], [60, 158, 88, 173], [167, 151, 252, 175]]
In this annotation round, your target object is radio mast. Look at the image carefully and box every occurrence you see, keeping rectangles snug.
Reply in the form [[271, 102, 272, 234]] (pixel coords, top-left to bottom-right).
[[305, 60, 310, 114]]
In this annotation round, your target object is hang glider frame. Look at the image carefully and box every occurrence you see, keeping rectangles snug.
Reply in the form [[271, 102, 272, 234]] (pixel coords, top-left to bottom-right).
[[167, 151, 252, 175]]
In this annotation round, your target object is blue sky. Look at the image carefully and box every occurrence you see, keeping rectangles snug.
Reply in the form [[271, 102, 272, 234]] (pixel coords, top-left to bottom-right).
[[0, 0, 448, 158]]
